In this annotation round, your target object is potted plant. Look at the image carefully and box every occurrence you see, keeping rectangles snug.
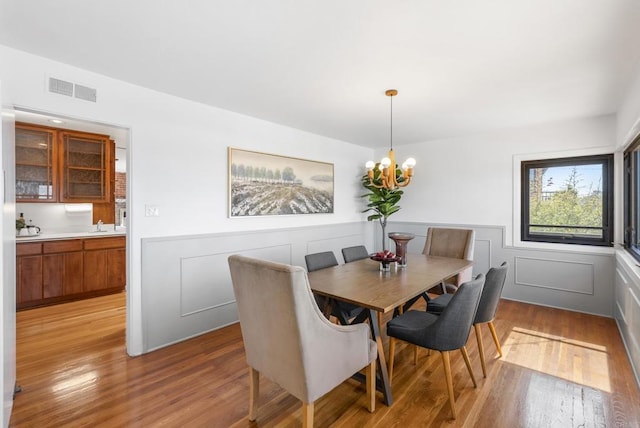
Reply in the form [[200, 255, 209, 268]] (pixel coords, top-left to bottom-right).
[[361, 166, 403, 252]]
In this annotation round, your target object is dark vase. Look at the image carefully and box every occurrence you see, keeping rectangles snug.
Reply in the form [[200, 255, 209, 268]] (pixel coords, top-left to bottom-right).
[[388, 232, 415, 267]]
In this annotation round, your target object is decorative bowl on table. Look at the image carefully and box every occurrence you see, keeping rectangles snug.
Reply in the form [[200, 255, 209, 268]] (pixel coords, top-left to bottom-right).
[[370, 251, 400, 271]]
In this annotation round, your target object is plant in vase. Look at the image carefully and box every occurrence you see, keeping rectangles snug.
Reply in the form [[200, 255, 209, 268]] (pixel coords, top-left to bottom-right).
[[361, 165, 403, 252]]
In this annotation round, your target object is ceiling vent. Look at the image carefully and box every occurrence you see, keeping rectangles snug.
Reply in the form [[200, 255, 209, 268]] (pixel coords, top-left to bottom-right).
[[48, 77, 73, 97], [74, 84, 97, 102], [48, 77, 97, 102]]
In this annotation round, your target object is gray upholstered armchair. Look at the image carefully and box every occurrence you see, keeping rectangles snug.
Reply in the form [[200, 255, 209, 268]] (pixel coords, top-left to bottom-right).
[[228, 255, 377, 427]]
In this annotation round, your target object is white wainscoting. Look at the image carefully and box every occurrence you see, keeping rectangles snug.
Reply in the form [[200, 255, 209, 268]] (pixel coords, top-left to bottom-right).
[[141, 220, 617, 354], [141, 222, 372, 352], [614, 250, 640, 386]]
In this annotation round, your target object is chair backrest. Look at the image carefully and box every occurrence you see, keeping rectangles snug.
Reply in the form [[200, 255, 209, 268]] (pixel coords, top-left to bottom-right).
[[422, 274, 485, 351], [474, 261, 509, 324], [342, 245, 369, 263], [423, 227, 475, 285], [305, 251, 338, 272], [228, 254, 375, 405]]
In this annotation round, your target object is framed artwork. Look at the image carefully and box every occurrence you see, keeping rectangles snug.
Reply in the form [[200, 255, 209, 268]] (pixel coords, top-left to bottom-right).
[[228, 147, 334, 217]]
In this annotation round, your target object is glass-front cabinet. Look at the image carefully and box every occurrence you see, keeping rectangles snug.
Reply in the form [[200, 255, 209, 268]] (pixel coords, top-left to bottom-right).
[[61, 132, 109, 202], [15, 124, 57, 201], [15, 123, 113, 204]]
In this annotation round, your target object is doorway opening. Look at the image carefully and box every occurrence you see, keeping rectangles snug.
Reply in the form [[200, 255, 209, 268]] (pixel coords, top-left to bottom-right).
[[13, 107, 130, 351]]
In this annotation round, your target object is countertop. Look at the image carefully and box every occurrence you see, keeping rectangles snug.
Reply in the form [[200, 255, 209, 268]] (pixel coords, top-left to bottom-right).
[[16, 229, 126, 242]]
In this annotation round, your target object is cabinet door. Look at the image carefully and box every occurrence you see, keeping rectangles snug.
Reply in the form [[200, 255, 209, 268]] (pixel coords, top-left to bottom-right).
[[17, 255, 43, 304], [60, 131, 110, 202], [43, 252, 83, 297], [42, 254, 63, 298], [83, 250, 107, 291], [107, 248, 126, 289], [15, 124, 57, 202]]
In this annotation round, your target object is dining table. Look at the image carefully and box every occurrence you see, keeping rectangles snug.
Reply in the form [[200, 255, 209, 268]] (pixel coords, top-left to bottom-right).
[[307, 253, 473, 406]]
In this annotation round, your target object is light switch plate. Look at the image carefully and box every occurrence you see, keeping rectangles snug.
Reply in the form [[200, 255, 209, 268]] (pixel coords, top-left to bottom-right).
[[145, 205, 160, 217]]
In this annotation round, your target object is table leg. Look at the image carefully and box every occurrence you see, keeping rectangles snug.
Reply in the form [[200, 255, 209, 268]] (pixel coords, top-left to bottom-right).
[[367, 309, 393, 406], [338, 308, 394, 406]]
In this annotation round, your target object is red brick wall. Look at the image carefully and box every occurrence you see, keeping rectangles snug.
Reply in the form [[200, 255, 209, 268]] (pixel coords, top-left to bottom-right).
[[115, 172, 127, 225], [115, 172, 126, 199]]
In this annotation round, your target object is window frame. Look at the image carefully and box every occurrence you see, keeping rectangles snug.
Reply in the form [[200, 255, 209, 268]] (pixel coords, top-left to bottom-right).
[[521, 154, 613, 247], [624, 135, 640, 261]]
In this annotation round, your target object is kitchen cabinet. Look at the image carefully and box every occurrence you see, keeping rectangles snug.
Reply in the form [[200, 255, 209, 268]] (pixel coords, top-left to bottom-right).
[[60, 131, 111, 203], [15, 124, 57, 202], [15, 123, 114, 204], [83, 237, 126, 292], [16, 236, 125, 310], [42, 240, 83, 297], [16, 243, 43, 304]]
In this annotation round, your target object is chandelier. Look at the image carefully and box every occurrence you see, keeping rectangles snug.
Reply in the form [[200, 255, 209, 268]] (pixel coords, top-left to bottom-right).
[[365, 89, 416, 190]]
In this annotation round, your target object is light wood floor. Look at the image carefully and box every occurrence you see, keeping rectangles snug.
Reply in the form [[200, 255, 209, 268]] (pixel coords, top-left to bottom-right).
[[10, 293, 640, 427]]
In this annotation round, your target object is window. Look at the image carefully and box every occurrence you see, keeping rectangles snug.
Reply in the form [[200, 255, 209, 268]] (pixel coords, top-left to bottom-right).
[[521, 154, 613, 246], [624, 136, 640, 259]]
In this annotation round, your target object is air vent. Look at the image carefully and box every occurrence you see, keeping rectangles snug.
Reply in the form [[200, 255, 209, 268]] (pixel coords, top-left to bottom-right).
[[48, 77, 73, 97], [74, 84, 97, 102]]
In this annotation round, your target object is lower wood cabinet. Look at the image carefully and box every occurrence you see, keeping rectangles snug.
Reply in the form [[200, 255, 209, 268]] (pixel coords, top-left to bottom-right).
[[16, 236, 125, 310]]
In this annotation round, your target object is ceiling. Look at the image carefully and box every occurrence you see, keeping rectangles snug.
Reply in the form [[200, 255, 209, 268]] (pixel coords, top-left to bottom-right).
[[1, 1, 640, 148]]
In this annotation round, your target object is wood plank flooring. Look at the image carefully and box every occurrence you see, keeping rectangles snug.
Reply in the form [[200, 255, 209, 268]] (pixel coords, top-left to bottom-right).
[[10, 293, 640, 427]]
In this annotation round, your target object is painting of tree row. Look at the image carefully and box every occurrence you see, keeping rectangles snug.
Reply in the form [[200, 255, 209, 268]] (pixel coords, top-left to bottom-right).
[[228, 148, 334, 217]]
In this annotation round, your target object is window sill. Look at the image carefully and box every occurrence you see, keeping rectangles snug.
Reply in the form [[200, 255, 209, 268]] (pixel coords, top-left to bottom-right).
[[513, 240, 616, 255]]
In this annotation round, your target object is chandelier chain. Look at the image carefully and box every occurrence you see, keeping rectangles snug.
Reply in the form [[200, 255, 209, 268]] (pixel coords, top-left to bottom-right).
[[390, 94, 393, 150]]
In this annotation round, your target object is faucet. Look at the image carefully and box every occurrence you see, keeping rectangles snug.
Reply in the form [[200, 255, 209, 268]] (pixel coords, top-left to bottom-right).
[[97, 220, 103, 232]]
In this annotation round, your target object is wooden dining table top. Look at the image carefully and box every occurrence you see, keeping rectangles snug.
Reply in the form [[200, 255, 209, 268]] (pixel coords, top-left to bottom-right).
[[307, 254, 473, 314]]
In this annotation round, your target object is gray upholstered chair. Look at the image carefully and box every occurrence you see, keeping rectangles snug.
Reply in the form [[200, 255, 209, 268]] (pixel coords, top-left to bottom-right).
[[399, 227, 475, 314], [305, 251, 363, 324], [341, 245, 370, 263], [228, 255, 377, 427], [386, 274, 486, 419], [304, 251, 339, 272], [427, 261, 509, 377], [423, 227, 475, 294]]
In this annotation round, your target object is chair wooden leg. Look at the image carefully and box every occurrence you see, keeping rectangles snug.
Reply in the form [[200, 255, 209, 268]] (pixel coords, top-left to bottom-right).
[[249, 367, 259, 421], [365, 360, 376, 412], [488, 321, 502, 357], [388, 337, 396, 383], [475, 324, 487, 378], [441, 351, 456, 419], [440, 281, 447, 294], [302, 402, 314, 428], [460, 346, 477, 388]]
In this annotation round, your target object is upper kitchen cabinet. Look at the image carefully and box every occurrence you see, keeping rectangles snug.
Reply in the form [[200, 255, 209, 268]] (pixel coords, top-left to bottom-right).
[[15, 123, 114, 204], [60, 131, 112, 203], [15, 124, 57, 202]]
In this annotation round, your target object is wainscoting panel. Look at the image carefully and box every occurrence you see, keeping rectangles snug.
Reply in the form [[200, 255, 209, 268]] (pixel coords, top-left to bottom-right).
[[141, 222, 372, 352], [615, 267, 629, 325], [515, 256, 594, 295]]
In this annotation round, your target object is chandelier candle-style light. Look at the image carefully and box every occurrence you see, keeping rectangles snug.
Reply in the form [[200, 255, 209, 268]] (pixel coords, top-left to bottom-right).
[[366, 89, 416, 190]]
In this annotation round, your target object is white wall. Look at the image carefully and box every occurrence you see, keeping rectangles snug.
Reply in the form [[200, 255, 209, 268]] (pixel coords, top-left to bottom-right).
[[385, 115, 617, 246], [0, 45, 373, 356], [617, 61, 640, 148], [1, 83, 17, 427]]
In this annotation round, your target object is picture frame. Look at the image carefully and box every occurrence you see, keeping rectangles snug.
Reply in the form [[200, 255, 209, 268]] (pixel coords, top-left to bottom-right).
[[228, 147, 334, 217]]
